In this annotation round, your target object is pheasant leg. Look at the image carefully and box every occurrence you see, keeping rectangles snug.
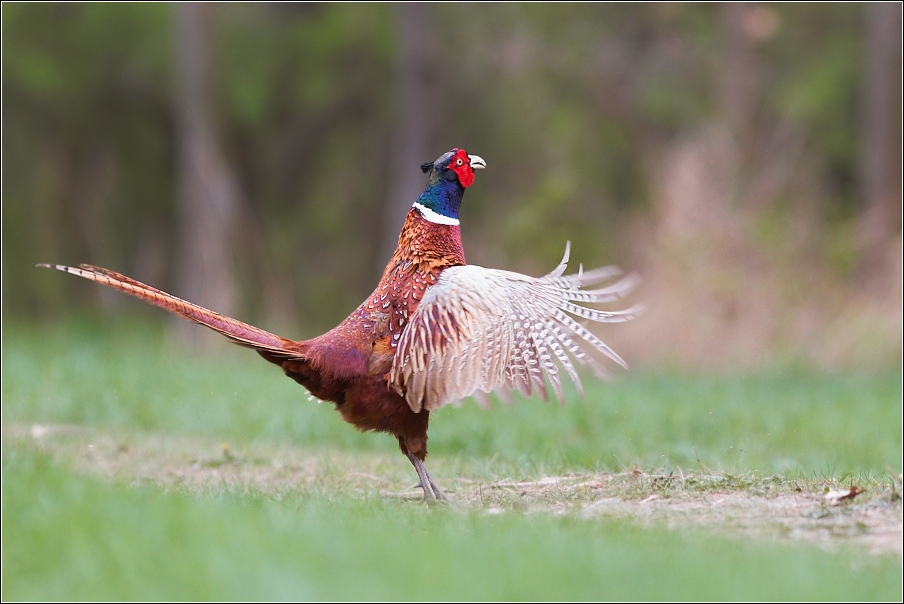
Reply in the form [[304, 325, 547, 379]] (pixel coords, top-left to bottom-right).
[[406, 451, 447, 502]]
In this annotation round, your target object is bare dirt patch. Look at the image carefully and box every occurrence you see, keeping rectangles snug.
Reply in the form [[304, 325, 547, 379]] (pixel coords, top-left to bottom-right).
[[6, 423, 901, 557]]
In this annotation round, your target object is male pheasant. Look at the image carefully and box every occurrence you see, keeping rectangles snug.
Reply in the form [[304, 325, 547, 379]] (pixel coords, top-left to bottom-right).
[[39, 148, 641, 501]]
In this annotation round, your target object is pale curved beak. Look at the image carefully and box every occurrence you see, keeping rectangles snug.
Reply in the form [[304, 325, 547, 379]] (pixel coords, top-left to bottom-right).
[[468, 154, 487, 169]]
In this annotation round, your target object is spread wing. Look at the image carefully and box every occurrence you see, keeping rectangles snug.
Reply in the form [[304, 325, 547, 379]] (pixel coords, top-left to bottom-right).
[[390, 243, 642, 412]]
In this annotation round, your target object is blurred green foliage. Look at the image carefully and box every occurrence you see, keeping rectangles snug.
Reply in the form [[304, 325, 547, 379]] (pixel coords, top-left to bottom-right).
[[2, 3, 895, 336]]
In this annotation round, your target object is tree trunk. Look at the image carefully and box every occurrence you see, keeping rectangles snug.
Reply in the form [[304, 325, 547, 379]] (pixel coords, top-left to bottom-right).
[[859, 2, 902, 251], [717, 2, 760, 154], [378, 3, 434, 269], [173, 3, 240, 343]]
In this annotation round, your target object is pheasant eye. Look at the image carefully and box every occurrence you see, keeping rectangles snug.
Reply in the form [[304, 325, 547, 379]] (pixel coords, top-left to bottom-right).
[[456, 158, 463, 166]]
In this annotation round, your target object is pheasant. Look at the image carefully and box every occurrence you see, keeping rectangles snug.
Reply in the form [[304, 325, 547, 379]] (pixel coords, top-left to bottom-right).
[[39, 148, 641, 501]]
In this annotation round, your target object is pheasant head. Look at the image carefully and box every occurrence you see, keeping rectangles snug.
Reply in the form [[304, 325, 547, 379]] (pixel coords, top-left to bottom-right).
[[413, 148, 486, 225]]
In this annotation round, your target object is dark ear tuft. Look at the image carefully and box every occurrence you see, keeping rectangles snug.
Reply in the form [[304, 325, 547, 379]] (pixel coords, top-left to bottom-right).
[[420, 162, 433, 173]]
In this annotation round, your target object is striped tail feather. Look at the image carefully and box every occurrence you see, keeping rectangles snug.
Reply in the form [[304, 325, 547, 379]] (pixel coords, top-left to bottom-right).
[[38, 263, 304, 359]]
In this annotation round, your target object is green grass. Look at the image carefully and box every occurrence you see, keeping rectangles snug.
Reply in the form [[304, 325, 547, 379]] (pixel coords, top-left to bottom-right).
[[3, 449, 901, 601], [2, 320, 900, 475], [2, 321, 902, 600]]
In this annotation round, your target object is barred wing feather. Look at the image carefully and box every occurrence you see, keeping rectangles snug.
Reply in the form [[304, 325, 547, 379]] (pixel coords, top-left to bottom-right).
[[390, 243, 642, 412]]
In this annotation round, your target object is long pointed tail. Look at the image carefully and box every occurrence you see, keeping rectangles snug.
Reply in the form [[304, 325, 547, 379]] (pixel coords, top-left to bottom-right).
[[38, 264, 304, 359]]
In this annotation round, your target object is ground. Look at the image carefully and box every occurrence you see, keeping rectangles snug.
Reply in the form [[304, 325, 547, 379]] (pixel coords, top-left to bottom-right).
[[8, 422, 901, 558], [3, 327, 901, 599]]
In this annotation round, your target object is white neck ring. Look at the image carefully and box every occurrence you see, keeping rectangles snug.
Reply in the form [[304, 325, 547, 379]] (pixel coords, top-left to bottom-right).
[[413, 202, 460, 226]]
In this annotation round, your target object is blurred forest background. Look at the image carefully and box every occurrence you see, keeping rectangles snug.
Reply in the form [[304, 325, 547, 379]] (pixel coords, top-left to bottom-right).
[[3, 3, 901, 370]]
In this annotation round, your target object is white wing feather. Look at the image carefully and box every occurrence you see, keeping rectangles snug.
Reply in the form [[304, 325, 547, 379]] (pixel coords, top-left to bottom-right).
[[390, 243, 642, 412]]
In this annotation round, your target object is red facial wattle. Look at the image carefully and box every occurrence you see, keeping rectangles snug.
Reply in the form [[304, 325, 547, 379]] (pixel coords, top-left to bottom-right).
[[447, 149, 475, 188]]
